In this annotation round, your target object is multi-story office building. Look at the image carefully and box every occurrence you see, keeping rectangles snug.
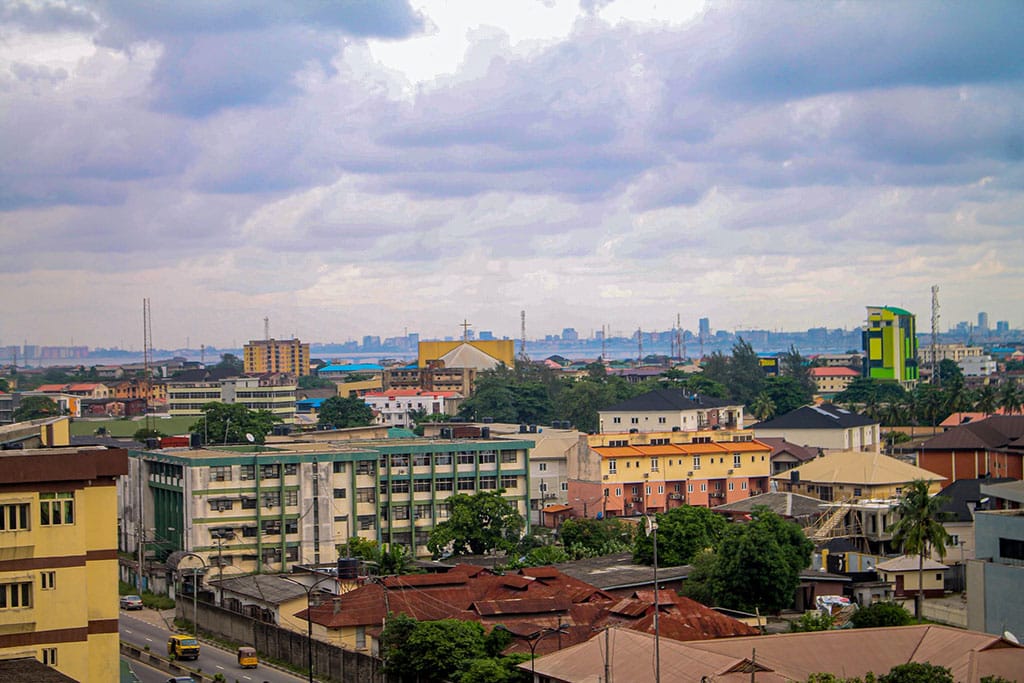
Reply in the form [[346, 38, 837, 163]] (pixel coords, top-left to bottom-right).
[[918, 343, 984, 366], [863, 306, 919, 387], [166, 369, 296, 423], [361, 389, 463, 427], [567, 429, 772, 517], [120, 434, 533, 578], [243, 338, 310, 376], [0, 446, 128, 682]]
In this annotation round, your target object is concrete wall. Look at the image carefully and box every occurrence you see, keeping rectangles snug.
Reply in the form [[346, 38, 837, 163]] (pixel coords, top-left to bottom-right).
[[179, 600, 397, 683]]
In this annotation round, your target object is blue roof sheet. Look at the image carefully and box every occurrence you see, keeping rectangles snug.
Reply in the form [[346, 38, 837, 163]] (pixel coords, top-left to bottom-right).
[[319, 363, 383, 372]]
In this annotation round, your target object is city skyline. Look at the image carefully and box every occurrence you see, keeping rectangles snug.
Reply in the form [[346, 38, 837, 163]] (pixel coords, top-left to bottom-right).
[[3, 1, 1023, 348]]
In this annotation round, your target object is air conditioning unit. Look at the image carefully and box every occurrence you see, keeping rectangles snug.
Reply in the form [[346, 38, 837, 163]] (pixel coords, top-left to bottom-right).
[[632, 496, 642, 502], [603, 475, 609, 480], [687, 471, 694, 477], [643, 473, 649, 479], [727, 469, 734, 475], [668, 493, 683, 500]]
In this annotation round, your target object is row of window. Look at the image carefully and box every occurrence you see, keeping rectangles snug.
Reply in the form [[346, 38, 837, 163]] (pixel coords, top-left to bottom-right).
[[608, 454, 764, 474], [604, 479, 751, 497], [537, 482, 569, 493], [380, 504, 451, 522], [379, 451, 518, 468], [0, 495, 75, 530]]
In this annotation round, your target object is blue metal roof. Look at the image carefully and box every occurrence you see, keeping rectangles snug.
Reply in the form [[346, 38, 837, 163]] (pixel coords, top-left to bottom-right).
[[319, 363, 383, 372]]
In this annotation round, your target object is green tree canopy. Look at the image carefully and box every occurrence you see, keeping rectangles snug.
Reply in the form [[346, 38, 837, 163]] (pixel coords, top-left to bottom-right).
[[878, 662, 953, 683], [559, 517, 632, 558], [763, 375, 813, 415], [381, 616, 488, 682], [835, 377, 907, 406], [727, 338, 766, 406], [340, 537, 418, 575], [297, 375, 336, 390], [213, 353, 244, 374], [13, 395, 61, 421], [427, 490, 525, 557], [887, 480, 950, 619], [317, 395, 375, 429], [634, 505, 727, 567], [780, 345, 816, 397], [188, 401, 281, 445], [849, 601, 912, 629]]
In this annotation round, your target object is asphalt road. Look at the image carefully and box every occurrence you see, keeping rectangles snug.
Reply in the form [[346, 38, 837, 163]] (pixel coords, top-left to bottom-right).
[[120, 612, 308, 683]]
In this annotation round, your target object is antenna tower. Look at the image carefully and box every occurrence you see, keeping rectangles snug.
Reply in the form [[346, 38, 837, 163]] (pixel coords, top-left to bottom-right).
[[601, 324, 607, 361], [142, 298, 154, 432], [637, 327, 643, 364], [931, 285, 940, 386], [519, 310, 528, 364]]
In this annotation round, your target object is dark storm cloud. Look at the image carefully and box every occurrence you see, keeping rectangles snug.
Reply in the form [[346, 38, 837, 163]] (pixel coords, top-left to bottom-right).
[[88, 0, 424, 116], [0, 0, 97, 32]]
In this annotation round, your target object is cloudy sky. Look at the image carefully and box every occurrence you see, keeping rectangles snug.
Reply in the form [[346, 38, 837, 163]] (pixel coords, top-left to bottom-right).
[[2, 0, 1022, 350]]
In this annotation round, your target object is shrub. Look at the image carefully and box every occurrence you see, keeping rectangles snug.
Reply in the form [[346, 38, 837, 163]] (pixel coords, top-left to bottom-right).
[[850, 602, 912, 629], [790, 611, 834, 632]]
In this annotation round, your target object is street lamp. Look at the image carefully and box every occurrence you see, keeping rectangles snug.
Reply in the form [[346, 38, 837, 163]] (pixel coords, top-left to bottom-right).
[[279, 572, 338, 683], [494, 623, 570, 680], [175, 552, 207, 638]]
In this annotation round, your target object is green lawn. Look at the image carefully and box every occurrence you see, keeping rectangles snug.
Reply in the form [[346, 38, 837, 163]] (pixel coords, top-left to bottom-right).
[[70, 416, 197, 437]]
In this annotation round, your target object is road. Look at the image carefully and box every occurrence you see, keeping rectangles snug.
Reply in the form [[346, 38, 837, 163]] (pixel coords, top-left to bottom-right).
[[120, 611, 308, 683]]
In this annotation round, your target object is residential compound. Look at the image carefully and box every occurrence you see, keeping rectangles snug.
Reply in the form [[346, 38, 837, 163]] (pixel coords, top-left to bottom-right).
[[0, 440, 128, 682], [863, 305, 919, 387], [568, 428, 772, 517], [752, 403, 881, 452], [165, 368, 297, 423], [243, 338, 310, 376], [597, 389, 744, 433], [119, 432, 533, 578], [361, 389, 463, 427]]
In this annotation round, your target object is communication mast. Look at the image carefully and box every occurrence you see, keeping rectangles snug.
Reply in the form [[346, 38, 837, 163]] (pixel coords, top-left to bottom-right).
[[637, 327, 643, 364], [519, 310, 529, 364], [142, 298, 154, 432], [931, 285, 940, 386]]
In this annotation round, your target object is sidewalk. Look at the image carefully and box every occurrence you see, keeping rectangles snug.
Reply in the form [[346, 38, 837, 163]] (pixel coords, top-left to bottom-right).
[[129, 606, 177, 630]]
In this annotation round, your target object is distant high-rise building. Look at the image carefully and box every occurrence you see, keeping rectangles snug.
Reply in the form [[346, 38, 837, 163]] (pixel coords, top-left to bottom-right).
[[561, 328, 579, 342], [978, 312, 989, 331], [996, 321, 1009, 334], [699, 318, 710, 339], [478, 330, 494, 340], [863, 306, 918, 386], [243, 338, 310, 376], [362, 335, 381, 350]]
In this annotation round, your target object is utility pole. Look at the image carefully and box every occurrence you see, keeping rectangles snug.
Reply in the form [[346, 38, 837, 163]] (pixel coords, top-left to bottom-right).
[[604, 626, 611, 683], [931, 285, 940, 386]]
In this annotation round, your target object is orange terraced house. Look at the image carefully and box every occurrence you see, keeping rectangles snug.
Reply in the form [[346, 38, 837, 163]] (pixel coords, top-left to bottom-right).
[[567, 429, 772, 517]]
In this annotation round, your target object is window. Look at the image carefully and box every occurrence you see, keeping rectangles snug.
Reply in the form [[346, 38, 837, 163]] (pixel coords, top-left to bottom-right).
[[657, 485, 664, 494], [631, 417, 639, 424], [356, 626, 366, 649], [457, 452, 475, 464], [687, 484, 694, 493], [434, 453, 453, 466], [728, 482, 734, 491], [390, 480, 410, 494], [700, 483, 707, 492], [613, 417, 621, 424], [333, 488, 347, 499], [415, 504, 432, 520], [500, 475, 518, 489], [240, 465, 255, 481], [692, 456, 701, 470], [241, 497, 257, 510], [658, 417, 666, 424], [631, 486, 638, 495], [261, 491, 280, 508], [0, 582, 32, 609], [437, 504, 451, 519], [260, 464, 280, 479], [413, 453, 431, 467], [0, 503, 30, 531], [333, 514, 348, 524], [651, 458, 659, 471], [393, 505, 410, 521], [615, 487, 622, 496], [41, 571, 55, 590], [561, 482, 569, 492], [935, 573, 943, 581], [539, 482, 548, 493], [285, 490, 298, 507], [390, 455, 409, 468], [947, 534, 960, 547], [39, 493, 73, 526], [608, 461, 617, 474], [733, 454, 741, 468], [413, 479, 432, 493], [41, 647, 57, 666], [356, 462, 375, 476], [478, 451, 496, 464], [210, 499, 234, 512], [333, 461, 347, 474], [261, 520, 281, 535], [741, 481, 748, 490], [674, 483, 681, 492], [539, 462, 548, 472], [457, 478, 475, 491], [999, 537, 1024, 561], [500, 451, 518, 464], [358, 515, 376, 531], [895, 487, 903, 495], [479, 476, 497, 490], [645, 486, 651, 496], [356, 488, 376, 503], [436, 478, 454, 492], [284, 463, 297, 476], [285, 520, 298, 534], [242, 526, 258, 537], [209, 466, 232, 482], [286, 546, 299, 562], [853, 488, 863, 497]]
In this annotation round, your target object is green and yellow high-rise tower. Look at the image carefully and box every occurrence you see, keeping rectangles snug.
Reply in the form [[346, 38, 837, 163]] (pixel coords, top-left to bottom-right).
[[863, 306, 918, 387]]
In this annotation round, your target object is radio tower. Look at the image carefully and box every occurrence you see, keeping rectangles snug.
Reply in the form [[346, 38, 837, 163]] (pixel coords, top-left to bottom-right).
[[637, 327, 643, 364], [142, 298, 154, 433], [931, 285, 940, 386], [519, 310, 529, 365], [601, 324, 607, 361]]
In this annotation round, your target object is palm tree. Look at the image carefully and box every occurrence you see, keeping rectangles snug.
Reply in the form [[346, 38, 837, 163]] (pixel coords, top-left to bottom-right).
[[975, 385, 998, 417], [999, 382, 1022, 415], [887, 480, 950, 619], [750, 391, 776, 421]]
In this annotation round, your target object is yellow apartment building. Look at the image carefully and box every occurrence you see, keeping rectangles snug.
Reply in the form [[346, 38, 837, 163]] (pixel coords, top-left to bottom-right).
[[567, 430, 772, 517], [244, 338, 311, 376], [0, 446, 128, 682]]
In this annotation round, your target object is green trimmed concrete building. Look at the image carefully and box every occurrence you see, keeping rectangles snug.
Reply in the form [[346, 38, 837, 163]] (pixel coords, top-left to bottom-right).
[[119, 435, 532, 579], [863, 306, 919, 387]]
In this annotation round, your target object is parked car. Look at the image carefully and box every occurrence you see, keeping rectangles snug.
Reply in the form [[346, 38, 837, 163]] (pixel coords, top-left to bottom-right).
[[120, 594, 143, 610], [167, 678, 196, 683]]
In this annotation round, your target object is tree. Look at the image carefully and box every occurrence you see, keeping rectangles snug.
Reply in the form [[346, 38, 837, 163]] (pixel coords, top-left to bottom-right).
[[132, 427, 166, 442], [188, 401, 280, 445], [317, 395, 374, 429], [679, 549, 718, 605], [13, 395, 61, 421], [936, 359, 964, 386], [559, 518, 632, 558], [750, 391, 777, 421], [999, 381, 1022, 415], [887, 480, 950, 619], [727, 338, 766, 406], [684, 509, 813, 614], [975, 384, 999, 416], [0, 377, 8, 392], [340, 537, 418, 575], [878, 662, 953, 683], [634, 505, 726, 567], [849, 601, 912, 628], [380, 617, 488, 682], [763, 375, 813, 415], [790, 611, 834, 632], [781, 345, 816, 397], [213, 353, 244, 374], [297, 375, 336, 390], [427, 490, 525, 557]]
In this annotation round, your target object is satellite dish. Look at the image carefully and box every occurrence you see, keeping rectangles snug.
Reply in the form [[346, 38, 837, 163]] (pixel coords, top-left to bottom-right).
[[1004, 630, 1019, 645], [245, 433, 255, 443]]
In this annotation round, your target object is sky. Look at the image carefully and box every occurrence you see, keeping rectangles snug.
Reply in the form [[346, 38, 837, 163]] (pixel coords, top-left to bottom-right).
[[2, 0, 1023, 350]]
